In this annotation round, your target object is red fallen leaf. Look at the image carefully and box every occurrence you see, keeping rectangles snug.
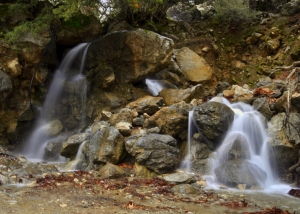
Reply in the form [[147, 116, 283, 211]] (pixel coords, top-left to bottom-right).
[[253, 88, 276, 97], [118, 163, 134, 169]]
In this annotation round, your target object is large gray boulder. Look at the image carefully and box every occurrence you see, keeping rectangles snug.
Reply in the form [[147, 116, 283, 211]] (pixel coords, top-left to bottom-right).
[[252, 97, 273, 120], [214, 159, 267, 187], [281, 0, 300, 16], [125, 133, 180, 174], [174, 47, 213, 84], [143, 101, 190, 138], [85, 122, 126, 166], [60, 133, 88, 158], [109, 108, 133, 126], [44, 138, 64, 160], [86, 28, 174, 84], [286, 113, 300, 149], [193, 101, 234, 148], [268, 113, 299, 170], [166, 3, 203, 22]]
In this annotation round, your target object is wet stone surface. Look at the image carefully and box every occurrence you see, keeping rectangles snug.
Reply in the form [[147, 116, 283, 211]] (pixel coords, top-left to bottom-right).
[[0, 171, 299, 214]]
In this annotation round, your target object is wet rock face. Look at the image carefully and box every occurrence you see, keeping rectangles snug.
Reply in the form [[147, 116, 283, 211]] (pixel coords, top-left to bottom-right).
[[44, 139, 64, 160], [125, 133, 179, 174], [268, 113, 299, 169], [86, 28, 174, 84], [60, 133, 88, 158], [85, 123, 125, 166], [143, 102, 190, 138], [0, 70, 12, 101], [286, 113, 300, 148], [193, 101, 234, 148], [214, 159, 267, 187], [252, 97, 273, 120]]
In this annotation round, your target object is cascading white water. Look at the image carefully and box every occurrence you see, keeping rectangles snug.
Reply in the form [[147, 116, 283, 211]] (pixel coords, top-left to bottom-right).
[[23, 43, 90, 162], [60, 140, 87, 171], [145, 79, 165, 96], [207, 97, 277, 188], [179, 110, 193, 173]]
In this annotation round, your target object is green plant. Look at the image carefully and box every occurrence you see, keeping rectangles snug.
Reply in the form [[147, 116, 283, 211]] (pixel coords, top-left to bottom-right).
[[1, 0, 168, 44], [1, 0, 55, 44], [214, 0, 255, 24], [61, 14, 92, 29]]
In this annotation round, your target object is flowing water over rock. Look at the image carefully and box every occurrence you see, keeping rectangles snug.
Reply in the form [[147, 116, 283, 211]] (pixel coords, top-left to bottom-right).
[[180, 110, 197, 173], [206, 97, 279, 189], [145, 79, 165, 96], [145, 78, 177, 96], [22, 43, 90, 162], [60, 140, 88, 171]]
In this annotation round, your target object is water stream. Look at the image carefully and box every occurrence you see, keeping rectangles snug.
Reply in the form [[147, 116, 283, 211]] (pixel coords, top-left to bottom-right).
[[207, 97, 276, 188], [145, 78, 165, 96], [60, 140, 87, 171], [179, 110, 198, 173], [22, 43, 90, 162]]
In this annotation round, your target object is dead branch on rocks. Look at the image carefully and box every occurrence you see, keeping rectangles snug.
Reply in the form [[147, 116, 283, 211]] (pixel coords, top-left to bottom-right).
[[274, 62, 300, 117]]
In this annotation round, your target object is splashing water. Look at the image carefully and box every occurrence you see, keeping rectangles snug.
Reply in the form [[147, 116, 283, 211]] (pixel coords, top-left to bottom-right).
[[22, 43, 90, 162], [179, 110, 198, 173], [60, 141, 87, 171], [206, 97, 278, 189], [145, 79, 165, 96]]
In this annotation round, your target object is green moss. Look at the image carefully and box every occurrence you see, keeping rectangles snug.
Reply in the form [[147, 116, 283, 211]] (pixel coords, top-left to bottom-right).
[[0, 5, 8, 14], [61, 14, 92, 29], [143, 21, 158, 32]]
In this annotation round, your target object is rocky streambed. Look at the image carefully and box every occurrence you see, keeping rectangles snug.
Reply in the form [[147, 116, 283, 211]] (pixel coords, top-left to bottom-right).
[[0, 151, 299, 214], [0, 169, 299, 214]]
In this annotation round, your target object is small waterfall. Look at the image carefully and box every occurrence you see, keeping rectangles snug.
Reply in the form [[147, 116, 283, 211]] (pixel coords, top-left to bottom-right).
[[179, 110, 199, 173], [208, 97, 276, 188], [60, 141, 87, 171], [145, 79, 165, 96], [145, 78, 178, 96], [23, 43, 90, 162]]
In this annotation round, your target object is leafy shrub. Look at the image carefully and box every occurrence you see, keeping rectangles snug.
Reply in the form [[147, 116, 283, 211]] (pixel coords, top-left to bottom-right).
[[214, 0, 255, 23]]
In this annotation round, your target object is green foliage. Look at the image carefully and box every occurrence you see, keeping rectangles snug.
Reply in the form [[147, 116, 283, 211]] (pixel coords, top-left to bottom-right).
[[214, 0, 255, 23], [1, 0, 54, 44], [0, 5, 9, 15], [52, 0, 99, 21], [1, 0, 169, 44], [61, 14, 92, 29]]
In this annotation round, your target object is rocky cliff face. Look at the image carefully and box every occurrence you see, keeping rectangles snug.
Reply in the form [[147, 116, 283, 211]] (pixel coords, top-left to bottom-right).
[[1, 0, 300, 185]]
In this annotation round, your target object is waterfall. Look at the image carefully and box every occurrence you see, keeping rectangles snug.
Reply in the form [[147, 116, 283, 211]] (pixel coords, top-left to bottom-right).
[[60, 141, 87, 171], [207, 97, 277, 188], [145, 79, 165, 96], [179, 110, 198, 173], [145, 78, 178, 96], [22, 43, 90, 162]]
